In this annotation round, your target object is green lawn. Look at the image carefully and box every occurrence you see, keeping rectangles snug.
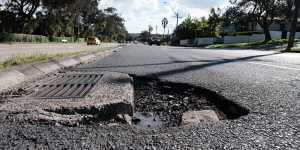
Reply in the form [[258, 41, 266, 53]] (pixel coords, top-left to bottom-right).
[[287, 48, 300, 53], [0, 51, 85, 70], [206, 39, 291, 49]]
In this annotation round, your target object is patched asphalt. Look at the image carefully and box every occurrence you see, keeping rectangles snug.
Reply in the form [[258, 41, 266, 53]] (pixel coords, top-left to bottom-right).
[[0, 45, 299, 149]]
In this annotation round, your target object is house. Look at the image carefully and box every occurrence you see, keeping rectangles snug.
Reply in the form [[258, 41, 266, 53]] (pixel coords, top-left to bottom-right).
[[223, 19, 300, 33]]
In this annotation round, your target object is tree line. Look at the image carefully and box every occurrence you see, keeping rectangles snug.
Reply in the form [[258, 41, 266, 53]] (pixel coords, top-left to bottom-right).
[[174, 0, 300, 50], [0, 0, 127, 42]]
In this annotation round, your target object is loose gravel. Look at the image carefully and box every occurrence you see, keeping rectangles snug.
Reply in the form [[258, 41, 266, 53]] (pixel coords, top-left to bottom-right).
[[133, 76, 222, 128]]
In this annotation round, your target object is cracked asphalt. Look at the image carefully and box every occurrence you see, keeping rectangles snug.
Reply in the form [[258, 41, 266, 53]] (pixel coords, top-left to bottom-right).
[[1, 44, 299, 149]]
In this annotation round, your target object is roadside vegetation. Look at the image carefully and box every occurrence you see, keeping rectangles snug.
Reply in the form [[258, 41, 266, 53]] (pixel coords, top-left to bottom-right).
[[0, 0, 127, 43], [169, 0, 300, 51], [207, 39, 292, 49], [0, 33, 87, 43], [0, 48, 105, 70]]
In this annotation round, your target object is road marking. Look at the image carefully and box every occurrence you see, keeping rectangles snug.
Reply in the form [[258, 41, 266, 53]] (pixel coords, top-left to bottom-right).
[[248, 62, 300, 71]]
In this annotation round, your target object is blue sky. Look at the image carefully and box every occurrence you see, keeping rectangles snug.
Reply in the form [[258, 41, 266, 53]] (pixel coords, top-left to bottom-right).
[[101, 0, 230, 33]]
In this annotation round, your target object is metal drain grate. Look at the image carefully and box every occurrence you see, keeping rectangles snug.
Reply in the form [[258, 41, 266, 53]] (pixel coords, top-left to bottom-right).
[[32, 74, 103, 99]]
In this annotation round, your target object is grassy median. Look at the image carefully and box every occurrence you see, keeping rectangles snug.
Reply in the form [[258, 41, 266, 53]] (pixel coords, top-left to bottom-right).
[[0, 51, 85, 70]]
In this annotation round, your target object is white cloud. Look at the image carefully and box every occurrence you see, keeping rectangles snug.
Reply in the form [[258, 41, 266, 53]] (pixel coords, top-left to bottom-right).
[[100, 0, 230, 33]]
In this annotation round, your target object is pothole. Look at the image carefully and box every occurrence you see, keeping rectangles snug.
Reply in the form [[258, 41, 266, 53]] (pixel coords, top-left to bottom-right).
[[132, 76, 249, 129], [0, 73, 249, 129]]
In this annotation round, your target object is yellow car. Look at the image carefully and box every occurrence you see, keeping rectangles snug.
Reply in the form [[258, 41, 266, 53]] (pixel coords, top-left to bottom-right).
[[87, 37, 101, 45]]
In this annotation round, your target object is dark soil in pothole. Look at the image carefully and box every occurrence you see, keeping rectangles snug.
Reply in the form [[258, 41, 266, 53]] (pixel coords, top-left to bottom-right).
[[133, 77, 224, 128], [133, 76, 249, 129]]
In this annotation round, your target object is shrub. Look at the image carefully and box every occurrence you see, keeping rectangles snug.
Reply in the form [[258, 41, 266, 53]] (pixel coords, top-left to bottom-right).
[[50, 36, 75, 43], [0, 33, 85, 43], [0, 33, 49, 43], [49, 36, 86, 43], [224, 31, 264, 36]]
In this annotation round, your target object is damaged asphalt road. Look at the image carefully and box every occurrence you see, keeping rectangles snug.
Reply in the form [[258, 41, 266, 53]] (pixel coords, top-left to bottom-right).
[[0, 45, 299, 149]]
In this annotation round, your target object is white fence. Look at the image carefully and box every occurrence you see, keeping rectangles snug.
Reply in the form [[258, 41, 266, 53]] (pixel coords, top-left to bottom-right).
[[270, 31, 282, 39], [179, 39, 188, 46], [179, 31, 300, 46], [223, 34, 265, 44], [270, 31, 300, 39], [249, 34, 265, 42], [194, 37, 215, 46], [296, 32, 300, 38], [224, 35, 250, 44], [179, 39, 194, 46]]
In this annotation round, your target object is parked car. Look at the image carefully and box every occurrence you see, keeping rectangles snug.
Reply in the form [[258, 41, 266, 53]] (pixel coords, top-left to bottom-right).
[[149, 38, 161, 46], [87, 37, 101, 45], [61, 39, 68, 43]]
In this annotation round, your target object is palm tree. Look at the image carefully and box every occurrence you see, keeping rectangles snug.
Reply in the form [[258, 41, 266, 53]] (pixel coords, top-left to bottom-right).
[[162, 18, 168, 38]]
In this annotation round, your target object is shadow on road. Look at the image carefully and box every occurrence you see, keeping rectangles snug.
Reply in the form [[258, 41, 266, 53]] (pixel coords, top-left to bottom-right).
[[72, 52, 281, 77], [148, 53, 281, 77]]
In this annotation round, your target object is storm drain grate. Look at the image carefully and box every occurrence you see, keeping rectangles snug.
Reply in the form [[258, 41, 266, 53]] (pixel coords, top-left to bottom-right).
[[31, 74, 103, 99]]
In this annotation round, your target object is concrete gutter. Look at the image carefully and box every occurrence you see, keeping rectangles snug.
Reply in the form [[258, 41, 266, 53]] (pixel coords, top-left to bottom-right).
[[0, 71, 134, 126], [0, 46, 123, 92]]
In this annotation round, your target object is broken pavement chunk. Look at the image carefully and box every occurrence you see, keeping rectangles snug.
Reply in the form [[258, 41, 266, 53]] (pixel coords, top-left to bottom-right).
[[181, 110, 219, 126]]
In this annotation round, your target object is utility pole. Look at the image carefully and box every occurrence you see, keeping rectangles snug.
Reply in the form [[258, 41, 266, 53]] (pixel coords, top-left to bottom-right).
[[174, 12, 183, 27], [155, 25, 158, 35]]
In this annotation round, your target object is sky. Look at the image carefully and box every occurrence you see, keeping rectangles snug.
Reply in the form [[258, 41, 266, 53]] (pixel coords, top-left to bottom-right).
[[100, 0, 230, 34]]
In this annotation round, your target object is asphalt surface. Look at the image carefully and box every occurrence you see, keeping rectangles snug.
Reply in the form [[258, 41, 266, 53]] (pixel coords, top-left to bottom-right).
[[1, 44, 299, 149]]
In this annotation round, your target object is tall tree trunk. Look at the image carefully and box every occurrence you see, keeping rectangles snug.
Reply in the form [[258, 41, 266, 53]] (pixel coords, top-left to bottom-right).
[[263, 24, 272, 42], [281, 23, 288, 39], [287, 0, 300, 51]]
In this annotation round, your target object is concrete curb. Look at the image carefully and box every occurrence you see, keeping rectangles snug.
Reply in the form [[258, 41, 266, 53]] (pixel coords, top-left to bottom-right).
[[0, 71, 134, 126], [0, 46, 122, 92]]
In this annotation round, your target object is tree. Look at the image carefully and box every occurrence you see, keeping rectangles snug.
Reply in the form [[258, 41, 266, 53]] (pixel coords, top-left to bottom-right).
[[162, 18, 168, 38], [208, 8, 221, 34], [140, 30, 150, 42], [4, 0, 40, 33], [287, 0, 300, 50], [278, 0, 294, 39], [174, 16, 212, 40], [230, 0, 281, 42], [0, 0, 127, 41], [99, 7, 127, 41], [42, 0, 100, 37], [0, 10, 17, 33], [223, 6, 257, 32], [148, 25, 153, 34]]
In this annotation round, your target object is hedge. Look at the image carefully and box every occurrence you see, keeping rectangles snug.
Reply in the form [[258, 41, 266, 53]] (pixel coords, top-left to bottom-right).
[[0, 33, 49, 43], [219, 31, 264, 37], [0, 33, 86, 43]]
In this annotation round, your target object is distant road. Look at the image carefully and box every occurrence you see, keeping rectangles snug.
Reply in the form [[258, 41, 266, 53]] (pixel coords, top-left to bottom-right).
[[0, 43, 119, 61]]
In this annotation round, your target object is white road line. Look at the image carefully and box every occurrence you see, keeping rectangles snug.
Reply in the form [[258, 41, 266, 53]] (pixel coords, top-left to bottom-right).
[[248, 62, 300, 71], [111, 47, 122, 51]]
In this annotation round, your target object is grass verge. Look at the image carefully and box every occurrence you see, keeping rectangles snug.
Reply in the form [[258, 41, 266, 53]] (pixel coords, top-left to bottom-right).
[[0, 50, 89, 70], [206, 39, 293, 49], [285, 48, 300, 53]]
